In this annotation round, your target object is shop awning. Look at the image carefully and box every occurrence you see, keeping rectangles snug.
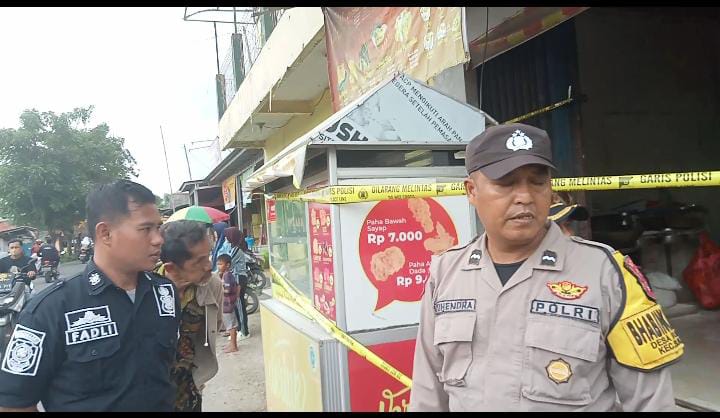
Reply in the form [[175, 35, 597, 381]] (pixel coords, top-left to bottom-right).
[[469, 7, 589, 69], [243, 72, 492, 191]]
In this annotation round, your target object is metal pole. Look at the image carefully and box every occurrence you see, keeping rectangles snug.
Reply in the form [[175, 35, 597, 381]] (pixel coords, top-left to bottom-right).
[[233, 7, 238, 34], [183, 144, 193, 180], [159, 126, 176, 212], [213, 22, 221, 74]]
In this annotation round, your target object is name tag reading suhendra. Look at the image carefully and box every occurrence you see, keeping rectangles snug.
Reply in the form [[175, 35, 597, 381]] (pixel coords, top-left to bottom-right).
[[434, 299, 476, 315]]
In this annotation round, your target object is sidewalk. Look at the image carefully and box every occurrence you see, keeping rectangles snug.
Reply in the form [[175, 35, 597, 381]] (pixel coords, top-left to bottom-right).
[[202, 310, 267, 412]]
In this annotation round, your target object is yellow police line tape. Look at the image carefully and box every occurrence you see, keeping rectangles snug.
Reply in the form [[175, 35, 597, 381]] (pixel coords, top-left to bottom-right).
[[269, 266, 413, 388], [271, 171, 720, 203]]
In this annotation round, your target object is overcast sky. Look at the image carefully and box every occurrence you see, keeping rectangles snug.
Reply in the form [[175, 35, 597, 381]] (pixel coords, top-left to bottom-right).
[[0, 7, 242, 196]]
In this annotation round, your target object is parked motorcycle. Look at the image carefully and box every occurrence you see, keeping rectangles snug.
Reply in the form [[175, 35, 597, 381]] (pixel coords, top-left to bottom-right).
[[244, 287, 259, 315], [0, 263, 34, 356], [243, 250, 268, 291], [39, 259, 60, 283]]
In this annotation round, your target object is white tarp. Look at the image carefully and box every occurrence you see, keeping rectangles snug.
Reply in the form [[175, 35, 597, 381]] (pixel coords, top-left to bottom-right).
[[243, 72, 488, 191]]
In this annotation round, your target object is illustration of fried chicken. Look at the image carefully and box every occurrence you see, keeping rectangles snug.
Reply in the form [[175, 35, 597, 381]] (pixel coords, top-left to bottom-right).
[[370, 246, 406, 282], [424, 222, 456, 255], [408, 198, 434, 233]]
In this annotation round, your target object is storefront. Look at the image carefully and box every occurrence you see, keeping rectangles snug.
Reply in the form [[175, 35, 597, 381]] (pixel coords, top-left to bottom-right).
[[248, 73, 492, 411]]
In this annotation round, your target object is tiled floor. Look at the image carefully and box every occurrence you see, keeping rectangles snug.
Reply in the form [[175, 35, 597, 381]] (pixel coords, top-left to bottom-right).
[[669, 308, 720, 411]]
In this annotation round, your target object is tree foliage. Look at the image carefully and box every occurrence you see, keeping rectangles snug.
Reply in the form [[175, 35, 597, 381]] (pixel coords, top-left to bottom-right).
[[0, 106, 137, 234], [156, 193, 172, 209]]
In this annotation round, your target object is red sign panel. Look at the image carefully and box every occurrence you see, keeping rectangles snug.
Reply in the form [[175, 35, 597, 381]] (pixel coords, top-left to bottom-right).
[[358, 198, 458, 310], [309, 203, 336, 321], [348, 338, 416, 412], [267, 199, 277, 223]]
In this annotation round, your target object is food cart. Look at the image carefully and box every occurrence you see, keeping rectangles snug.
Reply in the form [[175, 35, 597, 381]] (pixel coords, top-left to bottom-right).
[[246, 73, 493, 411]]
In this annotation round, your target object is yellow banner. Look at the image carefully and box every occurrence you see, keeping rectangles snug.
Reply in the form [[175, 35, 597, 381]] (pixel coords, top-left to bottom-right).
[[222, 176, 237, 210], [271, 171, 720, 203], [551, 171, 720, 191], [270, 267, 413, 388]]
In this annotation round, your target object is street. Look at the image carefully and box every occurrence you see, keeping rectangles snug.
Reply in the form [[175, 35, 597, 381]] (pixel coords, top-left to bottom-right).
[[32, 260, 86, 294]]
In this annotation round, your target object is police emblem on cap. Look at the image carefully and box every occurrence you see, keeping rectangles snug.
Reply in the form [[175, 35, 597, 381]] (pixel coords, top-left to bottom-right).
[[1, 324, 46, 376], [547, 280, 588, 300], [153, 283, 176, 317], [546, 358, 572, 384], [469, 249, 482, 265], [541, 250, 557, 266], [506, 130, 533, 151], [88, 272, 101, 286]]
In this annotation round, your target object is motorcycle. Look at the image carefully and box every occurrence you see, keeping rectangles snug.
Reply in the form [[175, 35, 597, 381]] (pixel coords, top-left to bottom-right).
[[244, 287, 259, 315], [39, 258, 60, 283], [243, 250, 268, 292], [0, 263, 34, 356]]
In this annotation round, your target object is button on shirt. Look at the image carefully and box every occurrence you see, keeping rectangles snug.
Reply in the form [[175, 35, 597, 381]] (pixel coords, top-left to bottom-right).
[[0, 260, 181, 411], [409, 222, 676, 411]]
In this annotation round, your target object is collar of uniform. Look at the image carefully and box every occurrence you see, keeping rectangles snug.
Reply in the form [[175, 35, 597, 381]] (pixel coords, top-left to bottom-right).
[[461, 222, 567, 271], [528, 222, 567, 272], [85, 260, 113, 295]]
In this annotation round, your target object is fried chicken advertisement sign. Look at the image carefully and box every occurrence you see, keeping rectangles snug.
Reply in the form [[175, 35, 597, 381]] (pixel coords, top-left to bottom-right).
[[360, 198, 457, 310], [340, 194, 473, 332]]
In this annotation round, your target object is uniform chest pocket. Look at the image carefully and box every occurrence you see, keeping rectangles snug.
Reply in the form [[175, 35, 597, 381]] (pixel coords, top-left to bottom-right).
[[64, 337, 122, 393], [433, 313, 476, 386], [521, 319, 600, 405]]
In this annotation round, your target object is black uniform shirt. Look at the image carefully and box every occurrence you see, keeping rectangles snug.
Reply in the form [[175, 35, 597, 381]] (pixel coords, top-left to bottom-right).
[[0, 256, 36, 274], [0, 259, 181, 411]]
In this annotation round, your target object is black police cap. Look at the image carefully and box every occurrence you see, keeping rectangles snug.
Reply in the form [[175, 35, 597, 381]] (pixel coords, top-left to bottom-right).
[[465, 123, 556, 179]]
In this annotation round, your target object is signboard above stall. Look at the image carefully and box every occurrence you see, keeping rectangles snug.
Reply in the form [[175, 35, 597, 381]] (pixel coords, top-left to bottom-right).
[[324, 7, 468, 111], [244, 72, 489, 191]]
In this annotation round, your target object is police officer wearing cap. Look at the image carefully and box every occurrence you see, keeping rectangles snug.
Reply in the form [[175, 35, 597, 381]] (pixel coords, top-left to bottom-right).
[[0, 180, 180, 412], [409, 123, 683, 411]]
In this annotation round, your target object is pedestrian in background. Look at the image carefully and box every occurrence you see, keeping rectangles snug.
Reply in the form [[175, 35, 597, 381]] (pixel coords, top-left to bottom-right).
[[223, 227, 250, 341], [158, 220, 224, 412], [211, 221, 228, 271], [549, 191, 589, 236], [217, 254, 239, 353]]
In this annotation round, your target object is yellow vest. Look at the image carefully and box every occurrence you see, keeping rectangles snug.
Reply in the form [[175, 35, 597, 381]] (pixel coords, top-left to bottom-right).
[[606, 251, 684, 370]]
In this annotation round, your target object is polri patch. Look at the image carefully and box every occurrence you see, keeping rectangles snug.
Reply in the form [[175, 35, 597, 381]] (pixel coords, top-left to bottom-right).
[[434, 299, 476, 315], [530, 299, 599, 324], [1, 324, 46, 376], [547, 280, 588, 300], [468, 250, 482, 265], [541, 250, 557, 266], [153, 283, 176, 317], [65, 305, 119, 345]]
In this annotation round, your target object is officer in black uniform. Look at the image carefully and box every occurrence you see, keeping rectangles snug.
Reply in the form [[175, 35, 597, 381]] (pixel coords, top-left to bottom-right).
[[0, 179, 180, 412]]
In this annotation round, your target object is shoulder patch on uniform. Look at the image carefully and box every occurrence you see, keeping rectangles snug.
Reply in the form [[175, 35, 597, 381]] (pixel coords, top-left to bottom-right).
[[606, 251, 683, 371], [1, 324, 46, 376], [152, 282, 176, 317]]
